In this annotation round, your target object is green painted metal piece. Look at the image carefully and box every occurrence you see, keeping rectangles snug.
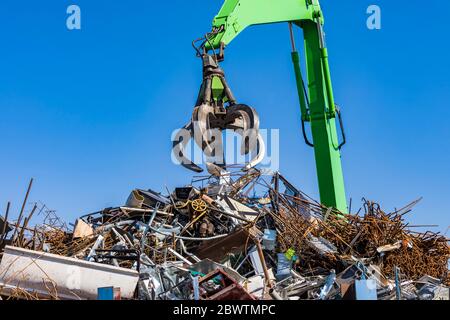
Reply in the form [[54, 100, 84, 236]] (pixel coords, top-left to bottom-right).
[[205, 0, 347, 213], [302, 21, 347, 213], [209, 0, 321, 49], [212, 76, 228, 103]]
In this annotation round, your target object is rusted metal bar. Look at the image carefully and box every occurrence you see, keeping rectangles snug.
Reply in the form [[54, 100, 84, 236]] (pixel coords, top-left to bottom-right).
[[11, 178, 34, 242], [1, 202, 11, 244]]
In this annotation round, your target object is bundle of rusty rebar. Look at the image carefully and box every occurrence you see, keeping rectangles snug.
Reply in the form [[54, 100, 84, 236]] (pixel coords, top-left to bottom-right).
[[273, 209, 342, 274], [382, 232, 449, 283], [271, 198, 450, 283]]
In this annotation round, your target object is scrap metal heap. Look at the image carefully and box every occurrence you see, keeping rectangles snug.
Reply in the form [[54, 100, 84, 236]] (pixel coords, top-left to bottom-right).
[[0, 169, 449, 300]]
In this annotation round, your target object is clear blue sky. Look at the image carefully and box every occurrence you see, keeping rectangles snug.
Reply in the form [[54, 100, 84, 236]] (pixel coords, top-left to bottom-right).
[[0, 1, 449, 233]]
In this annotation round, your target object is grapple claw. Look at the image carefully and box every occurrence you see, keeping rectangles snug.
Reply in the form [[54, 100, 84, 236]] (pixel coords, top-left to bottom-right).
[[172, 54, 266, 173], [244, 132, 266, 171]]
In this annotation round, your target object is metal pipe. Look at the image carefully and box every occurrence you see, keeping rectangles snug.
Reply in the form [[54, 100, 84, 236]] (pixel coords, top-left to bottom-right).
[[270, 289, 283, 300], [395, 266, 402, 300], [288, 22, 296, 52], [167, 247, 192, 266], [150, 226, 227, 241], [210, 207, 253, 223], [141, 205, 160, 251], [120, 207, 172, 216], [147, 204, 160, 227], [86, 235, 104, 261], [179, 239, 201, 263], [315, 18, 336, 116], [100, 220, 136, 232], [255, 240, 273, 289], [235, 252, 250, 271]]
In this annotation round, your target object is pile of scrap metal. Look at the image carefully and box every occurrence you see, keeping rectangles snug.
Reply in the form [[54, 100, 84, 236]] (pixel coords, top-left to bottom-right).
[[0, 168, 449, 300]]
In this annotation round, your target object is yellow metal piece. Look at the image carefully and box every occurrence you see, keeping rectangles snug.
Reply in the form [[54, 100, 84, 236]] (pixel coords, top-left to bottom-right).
[[190, 211, 207, 226], [175, 200, 190, 210], [180, 202, 209, 235], [191, 199, 208, 213]]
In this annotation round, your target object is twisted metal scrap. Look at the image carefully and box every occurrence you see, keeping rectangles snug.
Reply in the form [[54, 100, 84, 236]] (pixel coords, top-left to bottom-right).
[[271, 197, 450, 283]]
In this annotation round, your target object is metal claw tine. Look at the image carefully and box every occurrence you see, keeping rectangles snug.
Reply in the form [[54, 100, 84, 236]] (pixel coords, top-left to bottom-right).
[[244, 132, 266, 171], [172, 121, 204, 173], [192, 104, 216, 157]]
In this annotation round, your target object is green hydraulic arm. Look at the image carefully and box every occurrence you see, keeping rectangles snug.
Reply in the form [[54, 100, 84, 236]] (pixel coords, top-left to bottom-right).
[[204, 0, 348, 213]]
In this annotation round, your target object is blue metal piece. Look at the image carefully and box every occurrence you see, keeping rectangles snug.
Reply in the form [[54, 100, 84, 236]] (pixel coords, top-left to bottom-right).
[[355, 280, 378, 300], [97, 286, 120, 300], [262, 229, 276, 251], [193, 276, 200, 300], [276, 253, 292, 281], [394, 266, 402, 300]]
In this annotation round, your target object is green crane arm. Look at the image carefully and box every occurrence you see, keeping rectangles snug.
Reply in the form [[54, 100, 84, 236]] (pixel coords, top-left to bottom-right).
[[209, 0, 320, 48], [204, 0, 348, 213]]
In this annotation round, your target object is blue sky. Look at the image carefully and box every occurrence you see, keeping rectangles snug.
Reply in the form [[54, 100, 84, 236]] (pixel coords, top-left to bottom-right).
[[0, 1, 449, 233]]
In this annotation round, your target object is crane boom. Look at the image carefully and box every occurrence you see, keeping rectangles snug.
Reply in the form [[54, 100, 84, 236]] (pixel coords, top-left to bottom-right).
[[209, 0, 320, 49]]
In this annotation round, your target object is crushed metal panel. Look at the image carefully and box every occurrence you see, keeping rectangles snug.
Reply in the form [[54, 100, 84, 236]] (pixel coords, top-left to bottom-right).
[[249, 247, 264, 275], [224, 196, 259, 218], [244, 274, 264, 299], [126, 190, 145, 208], [355, 279, 378, 300], [417, 276, 450, 300], [244, 268, 276, 299], [72, 219, 94, 239], [0, 246, 139, 300], [137, 189, 170, 208], [215, 197, 257, 223], [195, 227, 261, 262], [307, 235, 337, 255], [174, 187, 196, 200]]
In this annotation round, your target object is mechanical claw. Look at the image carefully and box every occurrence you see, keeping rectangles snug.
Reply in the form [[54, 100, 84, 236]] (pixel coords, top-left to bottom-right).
[[172, 54, 265, 173]]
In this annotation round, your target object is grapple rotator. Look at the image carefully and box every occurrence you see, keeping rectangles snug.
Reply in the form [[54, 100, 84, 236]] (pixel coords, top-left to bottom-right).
[[173, 53, 265, 173]]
